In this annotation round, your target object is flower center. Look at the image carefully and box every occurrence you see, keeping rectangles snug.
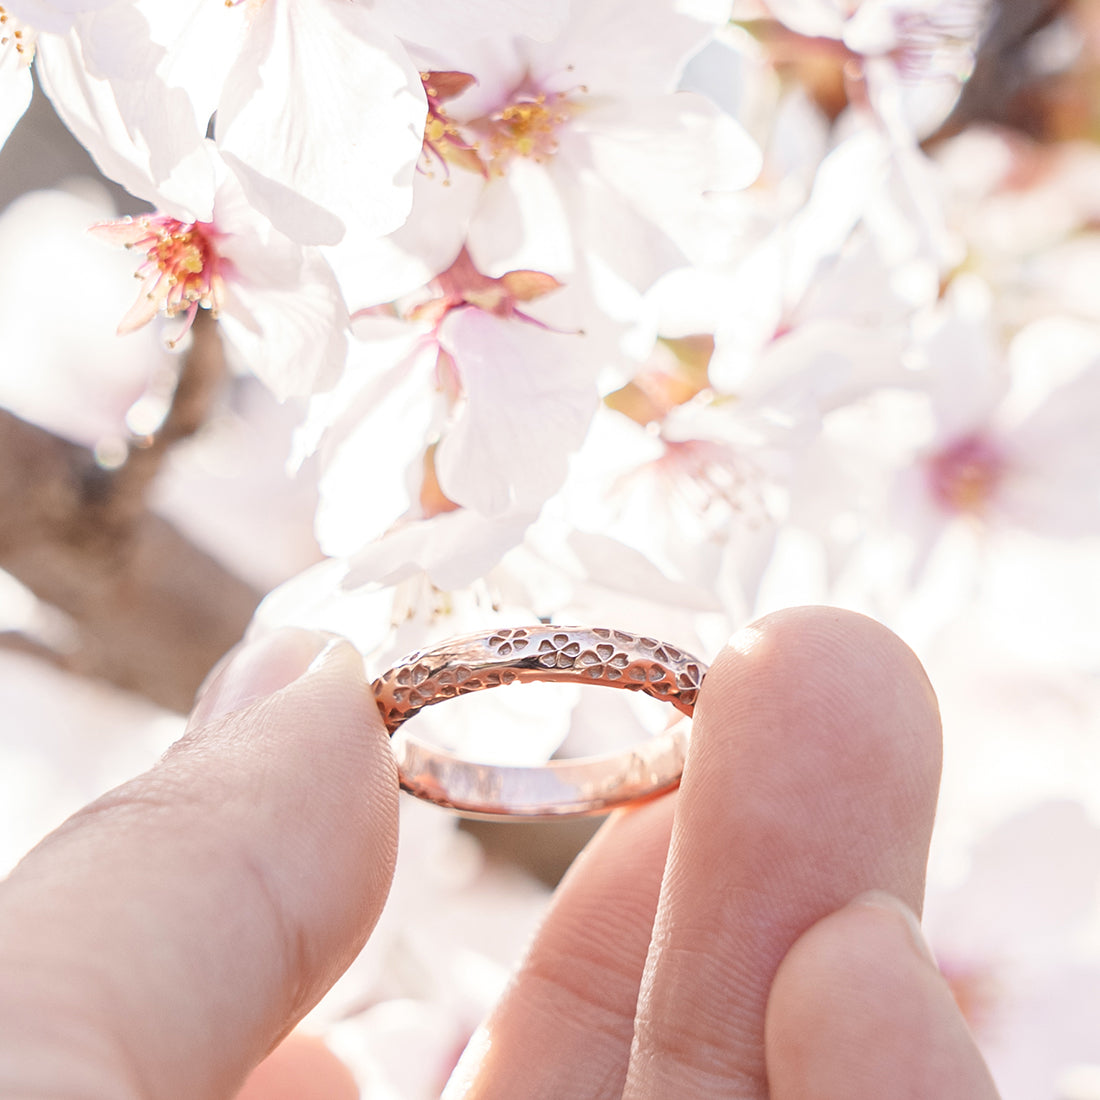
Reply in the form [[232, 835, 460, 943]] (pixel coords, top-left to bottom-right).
[[0, 6, 37, 66], [481, 89, 578, 174], [91, 214, 228, 345], [404, 246, 561, 329], [925, 432, 1006, 516]]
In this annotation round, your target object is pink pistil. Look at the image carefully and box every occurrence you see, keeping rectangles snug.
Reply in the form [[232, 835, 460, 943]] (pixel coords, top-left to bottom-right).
[[472, 82, 583, 176], [406, 246, 562, 329], [925, 432, 1007, 516], [420, 71, 486, 179], [91, 214, 228, 347]]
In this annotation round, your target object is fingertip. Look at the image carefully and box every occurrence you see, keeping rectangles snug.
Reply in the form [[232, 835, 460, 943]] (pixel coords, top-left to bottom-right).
[[719, 606, 941, 754], [189, 627, 339, 730], [695, 605, 943, 901], [766, 892, 1000, 1099]]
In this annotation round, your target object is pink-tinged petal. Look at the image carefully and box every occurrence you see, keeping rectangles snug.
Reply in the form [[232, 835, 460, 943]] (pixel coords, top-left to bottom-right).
[[0, 42, 33, 150], [345, 508, 535, 591], [4, 0, 116, 35], [313, 337, 440, 558], [134, 0, 248, 129], [36, 24, 216, 218], [115, 276, 164, 334], [86, 216, 154, 247], [375, 0, 566, 50], [326, 166, 480, 312], [996, 362, 1100, 537], [435, 308, 600, 515], [526, 0, 724, 99], [466, 157, 575, 279], [581, 92, 761, 255], [215, 0, 426, 245], [217, 246, 350, 401]]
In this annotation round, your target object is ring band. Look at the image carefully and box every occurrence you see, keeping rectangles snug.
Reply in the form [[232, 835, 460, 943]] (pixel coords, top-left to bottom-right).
[[371, 626, 708, 820]]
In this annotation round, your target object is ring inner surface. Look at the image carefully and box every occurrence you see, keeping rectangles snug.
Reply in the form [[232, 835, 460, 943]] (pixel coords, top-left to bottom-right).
[[372, 625, 708, 820]]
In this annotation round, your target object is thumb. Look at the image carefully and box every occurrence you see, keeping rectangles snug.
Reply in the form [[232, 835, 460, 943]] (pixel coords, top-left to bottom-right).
[[0, 628, 399, 1100], [765, 891, 1001, 1099]]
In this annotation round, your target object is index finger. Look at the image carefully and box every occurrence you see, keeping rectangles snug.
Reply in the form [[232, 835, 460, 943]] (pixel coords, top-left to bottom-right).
[[624, 606, 943, 1099]]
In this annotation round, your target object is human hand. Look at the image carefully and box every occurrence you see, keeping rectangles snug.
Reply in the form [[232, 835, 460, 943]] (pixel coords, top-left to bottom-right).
[[0, 629, 396, 1098], [443, 606, 1002, 1099], [0, 609, 1000, 1098]]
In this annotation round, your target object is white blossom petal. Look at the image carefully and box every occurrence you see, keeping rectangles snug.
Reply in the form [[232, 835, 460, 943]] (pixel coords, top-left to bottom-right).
[[0, 40, 33, 150], [376, 0, 567, 51], [465, 157, 575, 280], [133, 0, 249, 127], [211, 157, 350, 399], [215, 0, 426, 245], [326, 168, 480, 311], [218, 255, 348, 401], [346, 509, 535, 590], [998, 363, 1100, 537], [4, 0, 117, 35], [580, 92, 761, 260], [314, 339, 440, 557], [435, 308, 600, 515], [36, 21, 216, 218], [526, 0, 724, 99]]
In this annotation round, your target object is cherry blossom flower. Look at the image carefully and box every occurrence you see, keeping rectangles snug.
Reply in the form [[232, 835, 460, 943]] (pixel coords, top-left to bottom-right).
[[344, 0, 761, 310], [761, 0, 990, 135], [36, 0, 427, 244], [297, 248, 610, 584], [32, 0, 570, 245], [899, 306, 1100, 544], [90, 213, 228, 346], [91, 142, 349, 401], [0, 186, 173, 447], [924, 801, 1100, 1100]]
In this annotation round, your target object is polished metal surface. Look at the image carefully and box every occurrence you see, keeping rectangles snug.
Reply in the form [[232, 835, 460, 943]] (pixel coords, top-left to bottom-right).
[[372, 626, 708, 819]]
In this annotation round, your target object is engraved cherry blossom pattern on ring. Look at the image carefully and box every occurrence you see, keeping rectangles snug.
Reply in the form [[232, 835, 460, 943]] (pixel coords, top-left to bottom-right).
[[371, 625, 708, 820]]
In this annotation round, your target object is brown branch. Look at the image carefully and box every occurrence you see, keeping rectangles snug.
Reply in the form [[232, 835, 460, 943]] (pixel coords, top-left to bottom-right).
[[0, 314, 263, 712], [925, 0, 1070, 145], [0, 631, 73, 669]]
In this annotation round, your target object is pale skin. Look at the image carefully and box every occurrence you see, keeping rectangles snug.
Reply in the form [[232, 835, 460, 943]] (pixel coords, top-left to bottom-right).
[[0, 607, 1001, 1099]]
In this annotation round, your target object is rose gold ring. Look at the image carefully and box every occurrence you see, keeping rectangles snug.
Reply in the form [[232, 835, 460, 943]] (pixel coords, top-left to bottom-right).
[[371, 625, 708, 820]]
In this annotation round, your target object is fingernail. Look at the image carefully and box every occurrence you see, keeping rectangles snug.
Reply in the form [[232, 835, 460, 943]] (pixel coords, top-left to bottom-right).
[[190, 628, 343, 729], [853, 890, 938, 968]]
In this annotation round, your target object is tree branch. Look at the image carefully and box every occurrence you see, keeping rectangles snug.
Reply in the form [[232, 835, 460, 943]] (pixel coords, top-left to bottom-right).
[[0, 315, 263, 712]]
